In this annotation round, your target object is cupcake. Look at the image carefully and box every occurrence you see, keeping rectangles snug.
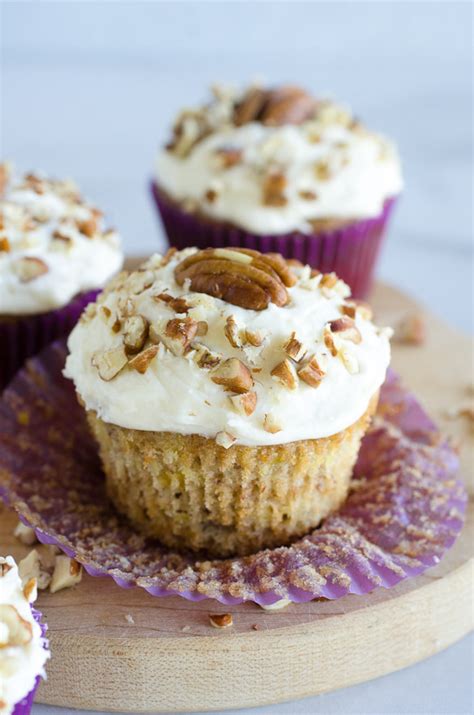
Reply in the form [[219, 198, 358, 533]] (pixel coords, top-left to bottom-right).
[[152, 83, 402, 298], [0, 163, 123, 389], [0, 556, 50, 715], [64, 247, 391, 557]]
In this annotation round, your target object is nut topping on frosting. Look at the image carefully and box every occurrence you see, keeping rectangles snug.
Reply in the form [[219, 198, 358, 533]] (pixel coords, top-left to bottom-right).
[[65, 247, 392, 446], [92, 347, 128, 381], [233, 85, 316, 127], [128, 345, 159, 374], [123, 314, 149, 354], [12, 256, 49, 283], [174, 247, 295, 311], [211, 357, 253, 393], [328, 316, 362, 344], [271, 359, 298, 390], [297, 356, 326, 388], [0, 605, 33, 647]]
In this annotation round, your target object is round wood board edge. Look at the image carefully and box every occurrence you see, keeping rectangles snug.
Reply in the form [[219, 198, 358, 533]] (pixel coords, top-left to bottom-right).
[[0, 276, 472, 712]]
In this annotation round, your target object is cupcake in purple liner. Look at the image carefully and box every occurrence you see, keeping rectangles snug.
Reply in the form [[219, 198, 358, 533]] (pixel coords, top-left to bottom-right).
[[0, 556, 50, 715], [152, 83, 402, 297], [0, 163, 123, 389]]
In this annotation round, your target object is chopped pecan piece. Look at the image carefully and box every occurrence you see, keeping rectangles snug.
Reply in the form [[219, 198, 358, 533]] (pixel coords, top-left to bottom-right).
[[328, 316, 362, 344], [196, 321, 208, 336], [271, 359, 298, 390], [123, 314, 149, 354], [298, 356, 326, 387], [23, 577, 38, 603], [0, 162, 10, 195], [128, 345, 159, 374], [77, 216, 98, 238], [229, 391, 257, 416], [175, 247, 293, 311], [244, 329, 264, 347], [263, 413, 282, 433], [205, 188, 218, 203], [92, 347, 128, 381], [215, 146, 243, 168], [209, 612, 233, 628], [0, 237, 10, 252], [215, 432, 236, 449], [339, 347, 359, 374], [50, 556, 82, 594], [194, 346, 221, 369], [211, 358, 253, 393], [299, 189, 318, 201], [262, 172, 287, 207], [0, 605, 33, 646], [13, 256, 49, 282], [154, 292, 190, 313], [319, 272, 338, 290], [224, 316, 242, 348], [340, 302, 357, 319], [283, 332, 306, 362], [160, 317, 198, 356], [314, 161, 332, 180], [394, 312, 425, 346], [323, 326, 339, 357]]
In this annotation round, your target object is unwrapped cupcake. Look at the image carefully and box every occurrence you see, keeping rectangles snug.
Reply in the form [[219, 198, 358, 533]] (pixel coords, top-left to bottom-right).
[[0, 163, 123, 389], [152, 83, 402, 298], [65, 247, 392, 557], [0, 556, 50, 715]]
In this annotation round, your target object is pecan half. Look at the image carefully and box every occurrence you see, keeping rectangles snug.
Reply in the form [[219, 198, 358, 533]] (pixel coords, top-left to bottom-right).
[[175, 247, 294, 311], [211, 358, 253, 393], [234, 87, 268, 126], [260, 86, 317, 126]]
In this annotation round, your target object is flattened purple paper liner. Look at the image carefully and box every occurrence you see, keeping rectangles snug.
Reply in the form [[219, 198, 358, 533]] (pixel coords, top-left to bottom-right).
[[150, 181, 398, 299], [0, 342, 466, 606], [0, 290, 99, 391], [11, 610, 48, 715]]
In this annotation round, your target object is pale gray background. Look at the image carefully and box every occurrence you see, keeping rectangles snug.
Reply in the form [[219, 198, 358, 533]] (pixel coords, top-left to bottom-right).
[[0, 2, 472, 714]]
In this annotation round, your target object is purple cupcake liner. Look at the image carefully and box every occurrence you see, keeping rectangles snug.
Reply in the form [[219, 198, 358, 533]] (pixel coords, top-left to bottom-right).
[[11, 609, 48, 715], [0, 290, 99, 392], [0, 341, 466, 606], [150, 181, 398, 299]]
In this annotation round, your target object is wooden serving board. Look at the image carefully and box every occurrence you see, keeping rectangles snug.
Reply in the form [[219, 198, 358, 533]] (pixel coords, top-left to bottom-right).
[[1, 280, 473, 713]]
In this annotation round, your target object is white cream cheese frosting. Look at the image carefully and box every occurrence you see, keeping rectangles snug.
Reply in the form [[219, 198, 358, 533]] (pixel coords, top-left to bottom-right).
[[0, 556, 49, 715], [65, 248, 391, 446], [155, 85, 403, 235], [0, 165, 123, 315]]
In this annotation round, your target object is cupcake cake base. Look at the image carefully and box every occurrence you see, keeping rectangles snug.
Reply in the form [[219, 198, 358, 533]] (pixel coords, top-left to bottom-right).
[[0, 340, 465, 605]]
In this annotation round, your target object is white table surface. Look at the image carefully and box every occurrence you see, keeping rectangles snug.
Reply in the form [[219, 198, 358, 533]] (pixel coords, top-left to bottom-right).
[[1, 2, 472, 713]]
